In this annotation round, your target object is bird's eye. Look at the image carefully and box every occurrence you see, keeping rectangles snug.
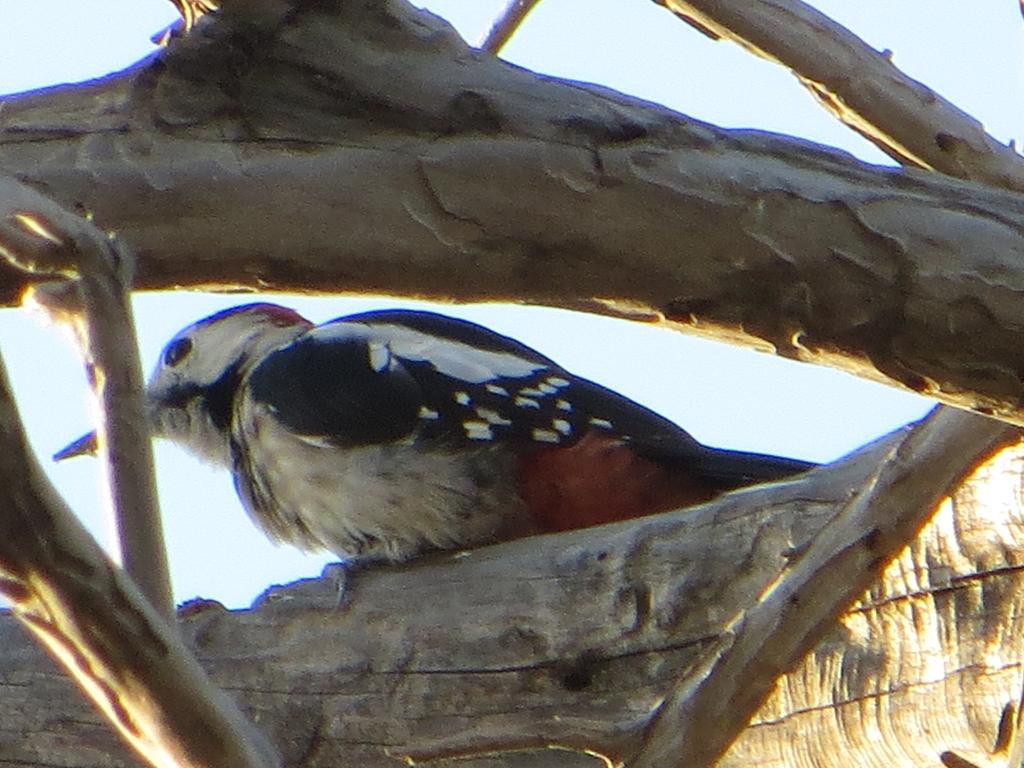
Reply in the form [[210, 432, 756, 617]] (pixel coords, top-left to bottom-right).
[[163, 337, 193, 368]]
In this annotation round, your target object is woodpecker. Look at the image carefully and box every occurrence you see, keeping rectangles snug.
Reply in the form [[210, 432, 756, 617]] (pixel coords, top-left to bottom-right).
[[57, 304, 813, 565]]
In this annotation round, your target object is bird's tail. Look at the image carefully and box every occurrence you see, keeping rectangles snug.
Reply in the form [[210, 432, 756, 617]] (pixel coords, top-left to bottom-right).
[[688, 447, 815, 490]]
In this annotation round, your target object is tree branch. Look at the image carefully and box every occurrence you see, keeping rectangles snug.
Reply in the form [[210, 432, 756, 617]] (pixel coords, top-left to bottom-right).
[[4, 430, 1024, 766], [0, 348, 279, 767], [169, 0, 218, 31], [630, 407, 1019, 767], [482, 0, 543, 54], [656, 0, 1024, 190], [2, 0, 1024, 425], [0, 178, 172, 619]]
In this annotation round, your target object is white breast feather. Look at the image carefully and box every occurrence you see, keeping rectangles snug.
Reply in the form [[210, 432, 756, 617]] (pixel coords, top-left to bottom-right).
[[233, 400, 533, 562]]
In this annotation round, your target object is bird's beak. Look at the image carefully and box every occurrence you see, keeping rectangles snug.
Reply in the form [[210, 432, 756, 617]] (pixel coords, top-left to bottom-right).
[[53, 431, 98, 461], [54, 394, 163, 462]]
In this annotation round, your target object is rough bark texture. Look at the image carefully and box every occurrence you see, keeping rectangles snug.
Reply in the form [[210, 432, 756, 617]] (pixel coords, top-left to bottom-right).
[[2, 0, 1024, 422], [2, 433, 1023, 767]]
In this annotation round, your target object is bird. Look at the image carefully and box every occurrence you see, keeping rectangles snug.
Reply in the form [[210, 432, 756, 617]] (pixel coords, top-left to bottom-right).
[[57, 303, 814, 566]]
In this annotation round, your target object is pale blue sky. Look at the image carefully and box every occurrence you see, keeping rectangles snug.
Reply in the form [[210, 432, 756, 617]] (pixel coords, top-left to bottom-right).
[[1, 1, 1019, 606]]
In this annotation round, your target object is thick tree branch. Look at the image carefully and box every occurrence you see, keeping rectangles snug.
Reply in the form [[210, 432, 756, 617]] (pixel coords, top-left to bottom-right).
[[4, 431, 1024, 766], [656, 0, 1024, 190], [0, 350, 279, 768], [631, 407, 1019, 767], [0, 178, 172, 619], [2, 0, 1024, 426]]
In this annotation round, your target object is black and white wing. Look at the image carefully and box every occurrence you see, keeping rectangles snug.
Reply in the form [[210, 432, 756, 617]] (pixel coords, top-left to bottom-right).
[[245, 309, 813, 484], [244, 310, 688, 450]]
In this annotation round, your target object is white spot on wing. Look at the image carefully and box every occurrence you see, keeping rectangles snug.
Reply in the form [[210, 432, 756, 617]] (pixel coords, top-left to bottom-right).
[[519, 387, 543, 397], [476, 407, 511, 426], [295, 434, 335, 448], [556, 399, 572, 412], [515, 396, 540, 409], [418, 406, 439, 420], [486, 383, 510, 396], [367, 341, 390, 373], [538, 382, 558, 394], [532, 428, 560, 443], [589, 417, 613, 429], [547, 376, 570, 388], [454, 391, 471, 406], [552, 419, 571, 435], [463, 420, 494, 440]]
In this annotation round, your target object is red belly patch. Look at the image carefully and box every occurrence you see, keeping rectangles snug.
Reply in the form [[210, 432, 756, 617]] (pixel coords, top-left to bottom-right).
[[517, 431, 719, 532]]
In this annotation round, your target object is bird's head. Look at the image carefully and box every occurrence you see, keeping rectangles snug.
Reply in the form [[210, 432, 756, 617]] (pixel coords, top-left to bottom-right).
[[55, 303, 312, 467]]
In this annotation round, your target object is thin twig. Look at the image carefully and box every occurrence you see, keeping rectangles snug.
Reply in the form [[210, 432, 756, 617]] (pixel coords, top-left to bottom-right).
[[658, 0, 1024, 191], [629, 407, 1019, 767], [481, 0, 543, 54], [0, 179, 172, 620], [171, 0, 218, 30]]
